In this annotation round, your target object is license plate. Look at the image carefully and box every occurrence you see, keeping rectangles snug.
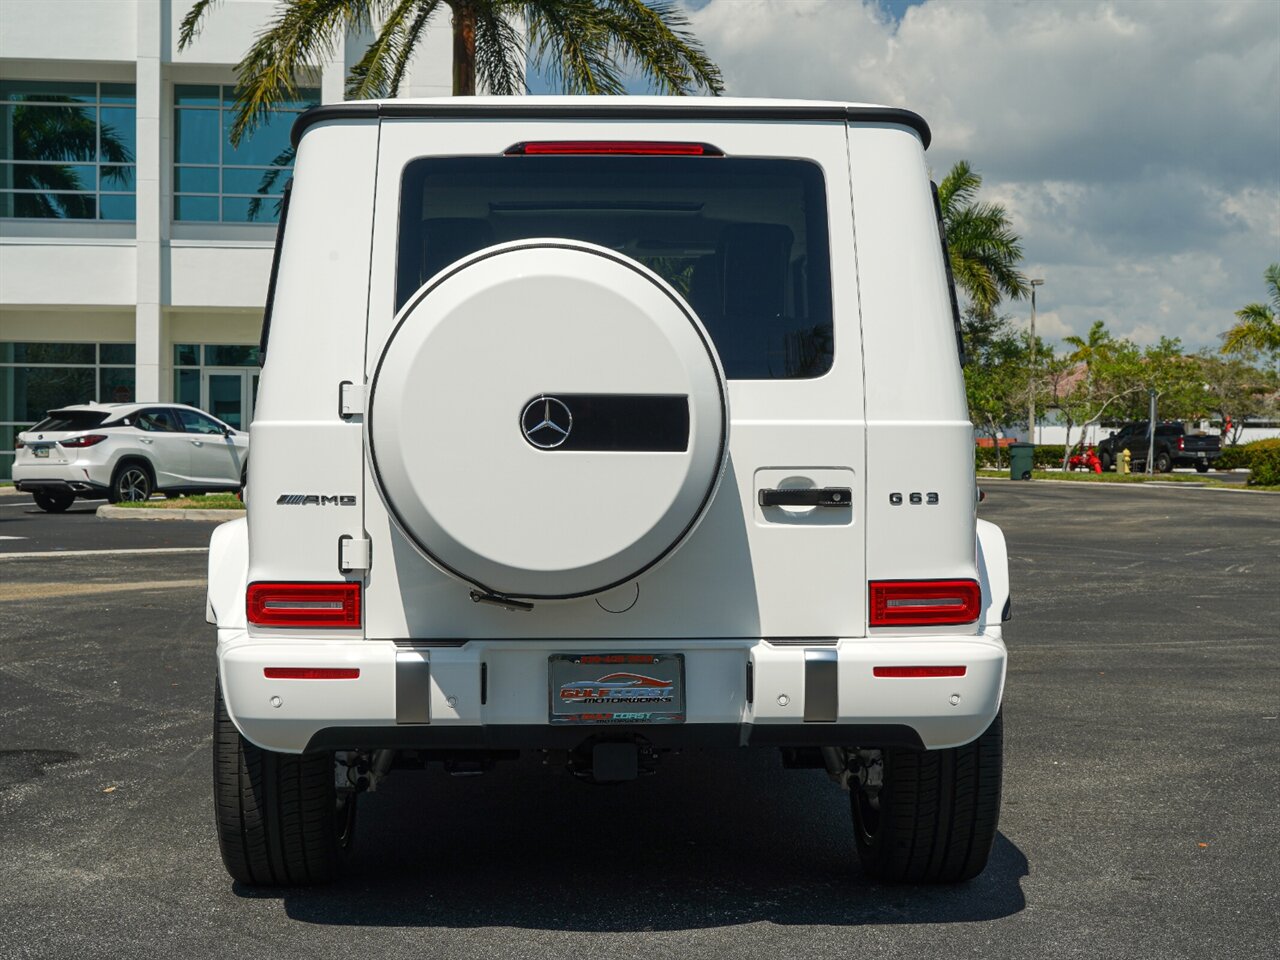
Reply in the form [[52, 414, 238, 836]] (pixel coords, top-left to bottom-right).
[[33, 447, 49, 458], [549, 653, 685, 724]]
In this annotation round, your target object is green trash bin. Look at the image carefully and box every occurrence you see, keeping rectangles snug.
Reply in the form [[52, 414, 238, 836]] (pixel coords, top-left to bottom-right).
[[1009, 442, 1034, 480]]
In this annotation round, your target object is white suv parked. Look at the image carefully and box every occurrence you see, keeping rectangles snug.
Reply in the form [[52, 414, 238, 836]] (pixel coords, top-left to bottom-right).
[[207, 97, 1011, 887], [13, 402, 248, 510]]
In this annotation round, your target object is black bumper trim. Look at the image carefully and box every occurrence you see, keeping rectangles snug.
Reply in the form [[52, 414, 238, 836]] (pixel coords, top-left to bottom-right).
[[13, 479, 106, 496], [303, 722, 925, 754]]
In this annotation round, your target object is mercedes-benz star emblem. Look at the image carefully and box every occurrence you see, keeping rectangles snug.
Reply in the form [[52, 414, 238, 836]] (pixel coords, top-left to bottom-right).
[[521, 396, 573, 449]]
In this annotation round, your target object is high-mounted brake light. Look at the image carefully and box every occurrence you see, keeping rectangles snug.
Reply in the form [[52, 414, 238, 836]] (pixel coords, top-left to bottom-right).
[[247, 582, 361, 628], [59, 434, 108, 448], [873, 665, 968, 678], [263, 667, 360, 680], [869, 579, 982, 627], [504, 141, 723, 157]]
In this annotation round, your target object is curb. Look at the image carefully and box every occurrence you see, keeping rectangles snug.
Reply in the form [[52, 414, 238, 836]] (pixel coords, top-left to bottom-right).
[[977, 476, 1277, 494], [96, 504, 246, 521]]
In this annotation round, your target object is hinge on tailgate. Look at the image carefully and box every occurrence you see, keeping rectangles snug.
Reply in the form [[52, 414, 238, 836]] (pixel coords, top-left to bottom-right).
[[338, 534, 371, 573], [339, 380, 365, 419]]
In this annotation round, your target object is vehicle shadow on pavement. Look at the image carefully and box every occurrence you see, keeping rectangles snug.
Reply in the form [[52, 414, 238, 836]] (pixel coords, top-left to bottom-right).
[[239, 749, 1028, 929]]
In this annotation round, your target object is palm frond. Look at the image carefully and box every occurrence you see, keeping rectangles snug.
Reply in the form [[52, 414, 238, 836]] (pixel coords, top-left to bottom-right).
[[938, 159, 980, 215], [526, 0, 626, 96], [177, 0, 223, 51], [474, 2, 527, 96], [227, 0, 384, 146], [386, 0, 443, 95], [590, 0, 723, 95], [1265, 262, 1280, 313], [347, 0, 441, 100]]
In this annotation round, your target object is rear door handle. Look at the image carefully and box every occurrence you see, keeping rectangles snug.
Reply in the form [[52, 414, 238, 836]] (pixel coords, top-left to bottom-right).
[[758, 487, 852, 508]]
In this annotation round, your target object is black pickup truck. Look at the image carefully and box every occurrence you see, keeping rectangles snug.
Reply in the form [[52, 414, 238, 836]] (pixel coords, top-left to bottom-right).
[[1097, 421, 1222, 473]]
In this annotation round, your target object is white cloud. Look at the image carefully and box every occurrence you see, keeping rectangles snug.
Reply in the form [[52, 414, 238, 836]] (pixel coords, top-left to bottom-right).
[[686, 0, 1280, 349]]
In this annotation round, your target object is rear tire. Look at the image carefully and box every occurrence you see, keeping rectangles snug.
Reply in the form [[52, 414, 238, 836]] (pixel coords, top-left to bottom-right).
[[1099, 451, 1113, 472], [212, 681, 354, 886], [1155, 451, 1173, 473], [109, 462, 153, 503], [32, 490, 74, 513], [851, 710, 1003, 883], [1195, 462, 1209, 473]]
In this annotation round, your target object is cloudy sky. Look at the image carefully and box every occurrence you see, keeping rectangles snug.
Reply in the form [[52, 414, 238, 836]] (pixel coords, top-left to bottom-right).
[[550, 0, 1280, 350]]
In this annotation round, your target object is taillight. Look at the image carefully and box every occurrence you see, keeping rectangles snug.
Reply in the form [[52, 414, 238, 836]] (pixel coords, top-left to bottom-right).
[[869, 579, 981, 627], [60, 434, 108, 448], [13, 438, 22, 449], [504, 141, 723, 156], [247, 582, 361, 628], [1178, 436, 1185, 451]]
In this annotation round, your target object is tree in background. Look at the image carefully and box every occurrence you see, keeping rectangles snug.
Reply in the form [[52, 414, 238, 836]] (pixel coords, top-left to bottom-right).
[[179, 0, 723, 145], [937, 160, 1029, 317], [1193, 351, 1278, 445], [1222, 263, 1280, 367], [1049, 321, 1144, 468], [1112, 336, 1205, 423], [961, 307, 1037, 466]]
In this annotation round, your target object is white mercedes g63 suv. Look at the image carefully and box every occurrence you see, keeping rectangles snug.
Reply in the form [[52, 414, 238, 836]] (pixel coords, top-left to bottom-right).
[[207, 97, 1010, 887]]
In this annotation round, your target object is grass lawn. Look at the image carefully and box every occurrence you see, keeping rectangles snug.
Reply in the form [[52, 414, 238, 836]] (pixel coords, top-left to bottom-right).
[[978, 468, 1280, 493], [115, 493, 244, 509]]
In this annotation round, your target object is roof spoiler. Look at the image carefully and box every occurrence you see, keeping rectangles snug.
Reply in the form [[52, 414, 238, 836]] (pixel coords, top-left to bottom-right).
[[291, 102, 931, 150]]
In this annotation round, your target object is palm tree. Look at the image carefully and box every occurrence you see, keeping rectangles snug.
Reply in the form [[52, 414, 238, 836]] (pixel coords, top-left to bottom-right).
[[937, 160, 1029, 316], [179, 0, 723, 146], [1222, 263, 1280, 359]]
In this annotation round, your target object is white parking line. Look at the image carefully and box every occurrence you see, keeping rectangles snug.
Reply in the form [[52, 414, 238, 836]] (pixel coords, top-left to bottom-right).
[[0, 546, 209, 560]]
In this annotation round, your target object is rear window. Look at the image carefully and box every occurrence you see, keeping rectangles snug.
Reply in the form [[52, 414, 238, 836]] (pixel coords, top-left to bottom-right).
[[32, 410, 108, 432], [396, 156, 834, 379]]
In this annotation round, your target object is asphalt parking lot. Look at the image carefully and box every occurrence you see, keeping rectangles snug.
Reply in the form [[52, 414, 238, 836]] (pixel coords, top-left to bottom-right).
[[1, 482, 1276, 960]]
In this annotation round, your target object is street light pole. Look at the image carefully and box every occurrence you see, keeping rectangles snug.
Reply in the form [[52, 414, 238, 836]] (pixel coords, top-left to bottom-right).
[[1028, 278, 1045, 443]]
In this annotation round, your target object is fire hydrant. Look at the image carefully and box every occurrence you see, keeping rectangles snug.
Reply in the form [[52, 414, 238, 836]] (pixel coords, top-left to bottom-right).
[[1119, 448, 1131, 475]]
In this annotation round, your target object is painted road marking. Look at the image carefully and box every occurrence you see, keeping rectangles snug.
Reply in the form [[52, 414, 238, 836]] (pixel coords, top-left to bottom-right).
[[0, 536, 27, 540], [0, 547, 209, 560], [0, 579, 207, 602]]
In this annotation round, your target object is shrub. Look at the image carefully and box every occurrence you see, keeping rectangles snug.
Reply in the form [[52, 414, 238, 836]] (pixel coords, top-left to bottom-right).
[[975, 444, 1066, 469], [1219, 438, 1280, 472], [1246, 445, 1280, 486]]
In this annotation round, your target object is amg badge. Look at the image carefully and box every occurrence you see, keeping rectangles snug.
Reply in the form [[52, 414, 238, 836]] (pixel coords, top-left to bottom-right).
[[276, 494, 357, 506]]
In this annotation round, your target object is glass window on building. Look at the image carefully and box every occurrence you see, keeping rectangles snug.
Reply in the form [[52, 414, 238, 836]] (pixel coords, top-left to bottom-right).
[[0, 81, 137, 220], [0, 341, 135, 479], [173, 85, 318, 224], [173, 342, 261, 431]]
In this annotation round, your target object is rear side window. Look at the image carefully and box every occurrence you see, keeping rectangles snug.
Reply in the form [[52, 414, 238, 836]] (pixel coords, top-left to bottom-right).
[[396, 156, 834, 380], [32, 411, 108, 432], [136, 409, 182, 432]]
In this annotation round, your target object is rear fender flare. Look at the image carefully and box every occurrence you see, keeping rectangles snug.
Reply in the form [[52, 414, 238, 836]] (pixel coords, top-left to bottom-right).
[[207, 517, 248, 628], [976, 518, 1009, 634]]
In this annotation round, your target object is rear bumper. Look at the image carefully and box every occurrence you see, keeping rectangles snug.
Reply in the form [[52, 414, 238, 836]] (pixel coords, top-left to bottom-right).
[[218, 632, 1006, 754]]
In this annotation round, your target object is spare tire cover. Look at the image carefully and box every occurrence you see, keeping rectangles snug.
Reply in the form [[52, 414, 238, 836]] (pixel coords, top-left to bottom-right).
[[368, 240, 728, 600]]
